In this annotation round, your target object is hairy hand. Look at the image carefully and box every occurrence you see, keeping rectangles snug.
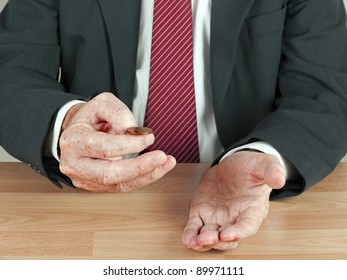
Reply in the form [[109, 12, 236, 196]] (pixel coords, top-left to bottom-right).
[[59, 92, 176, 192]]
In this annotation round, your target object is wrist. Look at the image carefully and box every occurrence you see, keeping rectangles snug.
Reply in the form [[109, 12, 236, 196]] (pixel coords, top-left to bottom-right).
[[61, 103, 85, 132], [45, 100, 86, 161]]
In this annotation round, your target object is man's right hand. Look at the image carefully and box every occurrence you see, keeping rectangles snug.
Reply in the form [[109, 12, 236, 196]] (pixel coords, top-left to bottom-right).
[[58, 92, 176, 192]]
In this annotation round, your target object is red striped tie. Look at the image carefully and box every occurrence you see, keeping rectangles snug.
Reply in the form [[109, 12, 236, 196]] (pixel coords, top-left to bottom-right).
[[144, 0, 200, 163]]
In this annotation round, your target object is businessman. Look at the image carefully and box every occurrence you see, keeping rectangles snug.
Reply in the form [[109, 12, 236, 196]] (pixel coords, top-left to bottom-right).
[[1, 0, 347, 251]]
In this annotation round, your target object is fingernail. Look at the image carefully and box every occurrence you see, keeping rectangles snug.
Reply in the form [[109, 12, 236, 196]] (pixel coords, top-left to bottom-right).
[[145, 134, 155, 146], [200, 240, 214, 246], [167, 155, 177, 166], [192, 245, 204, 251]]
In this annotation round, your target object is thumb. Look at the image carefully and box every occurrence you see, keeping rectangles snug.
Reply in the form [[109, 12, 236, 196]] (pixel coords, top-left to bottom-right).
[[85, 92, 137, 133], [255, 153, 286, 189], [263, 159, 286, 189]]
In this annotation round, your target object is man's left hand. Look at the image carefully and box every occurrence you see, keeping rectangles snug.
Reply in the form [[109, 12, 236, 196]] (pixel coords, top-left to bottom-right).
[[182, 151, 286, 251]]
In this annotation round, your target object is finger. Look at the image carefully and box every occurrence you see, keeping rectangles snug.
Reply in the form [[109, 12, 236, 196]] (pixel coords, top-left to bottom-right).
[[71, 166, 177, 192], [60, 150, 170, 188], [84, 133, 155, 159], [196, 222, 241, 251], [254, 154, 286, 189], [61, 125, 155, 159], [197, 223, 220, 246], [191, 245, 213, 252], [210, 240, 240, 251], [193, 231, 240, 251], [70, 178, 113, 192], [191, 223, 241, 251], [113, 155, 176, 192], [66, 154, 175, 192], [182, 215, 204, 249], [219, 207, 263, 242]]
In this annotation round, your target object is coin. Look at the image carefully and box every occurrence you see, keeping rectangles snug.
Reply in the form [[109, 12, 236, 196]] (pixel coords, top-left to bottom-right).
[[126, 126, 153, 135]]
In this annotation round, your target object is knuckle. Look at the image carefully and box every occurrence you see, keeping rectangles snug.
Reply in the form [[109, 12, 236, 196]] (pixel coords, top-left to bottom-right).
[[255, 152, 267, 163], [98, 168, 115, 187], [70, 179, 96, 191], [147, 169, 160, 184], [58, 132, 70, 151], [101, 92, 113, 98], [84, 136, 106, 156], [117, 183, 132, 193], [59, 129, 85, 155], [135, 163, 146, 176], [71, 180, 84, 190], [257, 152, 277, 165], [59, 163, 74, 177], [93, 92, 113, 104], [84, 135, 97, 149]]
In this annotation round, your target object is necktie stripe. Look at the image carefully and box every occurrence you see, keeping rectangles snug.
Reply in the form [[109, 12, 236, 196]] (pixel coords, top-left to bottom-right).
[[151, 42, 191, 73], [147, 93, 195, 134], [152, 2, 189, 31], [146, 80, 194, 122], [147, 61, 194, 109], [148, 44, 192, 93], [144, 0, 199, 163], [149, 95, 196, 135], [158, 129, 198, 159], [147, 67, 194, 113], [152, 5, 191, 43], [150, 26, 192, 71], [157, 113, 198, 147], [149, 109, 198, 160], [152, 18, 191, 51]]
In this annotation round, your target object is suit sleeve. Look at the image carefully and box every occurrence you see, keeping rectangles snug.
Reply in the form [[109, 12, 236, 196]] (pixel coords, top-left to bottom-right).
[[0, 0, 82, 187], [256, 0, 347, 198], [216, 0, 347, 199]]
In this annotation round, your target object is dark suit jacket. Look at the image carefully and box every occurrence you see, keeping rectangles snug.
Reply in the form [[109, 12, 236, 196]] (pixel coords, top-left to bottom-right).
[[1, 0, 347, 198]]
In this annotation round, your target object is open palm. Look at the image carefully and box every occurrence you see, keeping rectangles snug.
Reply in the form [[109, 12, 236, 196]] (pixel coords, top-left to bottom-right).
[[182, 151, 285, 251]]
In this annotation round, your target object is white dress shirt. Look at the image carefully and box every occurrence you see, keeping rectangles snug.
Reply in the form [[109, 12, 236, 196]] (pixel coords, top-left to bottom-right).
[[48, 0, 292, 177]]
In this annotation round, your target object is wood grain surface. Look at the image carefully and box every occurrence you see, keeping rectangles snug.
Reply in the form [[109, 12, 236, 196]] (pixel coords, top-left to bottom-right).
[[0, 162, 346, 260]]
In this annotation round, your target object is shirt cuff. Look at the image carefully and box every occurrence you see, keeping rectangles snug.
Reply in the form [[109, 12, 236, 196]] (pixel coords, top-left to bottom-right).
[[46, 100, 86, 161], [220, 141, 295, 180]]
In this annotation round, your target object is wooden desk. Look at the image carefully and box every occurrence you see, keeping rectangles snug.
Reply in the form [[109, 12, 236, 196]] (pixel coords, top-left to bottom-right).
[[0, 162, 346, 260]]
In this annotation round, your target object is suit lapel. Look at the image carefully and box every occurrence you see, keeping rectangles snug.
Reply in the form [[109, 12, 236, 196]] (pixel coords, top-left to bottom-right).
[[210, 0, 255, 109], [97, 0, 141, 108], [96, 0, 255, 110]]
